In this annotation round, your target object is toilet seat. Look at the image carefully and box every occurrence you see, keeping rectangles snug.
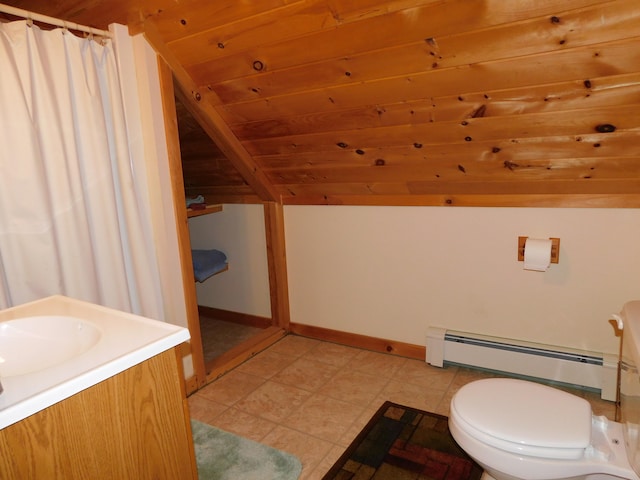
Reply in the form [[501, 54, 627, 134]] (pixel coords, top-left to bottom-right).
[[451, 378, 592, 460]]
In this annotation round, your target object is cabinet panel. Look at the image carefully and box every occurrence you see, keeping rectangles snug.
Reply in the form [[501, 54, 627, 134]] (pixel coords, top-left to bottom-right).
[[0, 349, 196, 479]]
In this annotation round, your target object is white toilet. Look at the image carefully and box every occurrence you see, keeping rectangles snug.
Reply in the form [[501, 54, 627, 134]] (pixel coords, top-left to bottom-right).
[[449, 300, 640, 480]]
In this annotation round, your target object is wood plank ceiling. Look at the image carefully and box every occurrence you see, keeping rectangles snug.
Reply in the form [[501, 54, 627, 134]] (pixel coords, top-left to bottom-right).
[[4, 0, 640, 206]]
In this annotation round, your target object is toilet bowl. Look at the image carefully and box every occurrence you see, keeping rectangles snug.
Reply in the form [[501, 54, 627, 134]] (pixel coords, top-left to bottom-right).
[[449, 378, 640, 480]]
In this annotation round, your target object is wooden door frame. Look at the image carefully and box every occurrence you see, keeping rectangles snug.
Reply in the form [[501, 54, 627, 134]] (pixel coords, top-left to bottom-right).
[[156, 56, 291, 394], [156, 58, 207, 392], [199, 202, 292, 385]]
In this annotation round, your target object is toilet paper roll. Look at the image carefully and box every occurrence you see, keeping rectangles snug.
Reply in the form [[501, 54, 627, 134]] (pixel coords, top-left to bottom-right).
[[523, 238, 552, 272]]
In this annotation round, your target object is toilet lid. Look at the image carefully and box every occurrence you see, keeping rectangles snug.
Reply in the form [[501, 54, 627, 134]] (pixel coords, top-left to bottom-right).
[[451, 378, 592, 459]]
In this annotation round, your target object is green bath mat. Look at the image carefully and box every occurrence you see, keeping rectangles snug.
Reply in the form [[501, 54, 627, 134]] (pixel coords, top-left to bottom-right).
[[191, 419, 302, 480]]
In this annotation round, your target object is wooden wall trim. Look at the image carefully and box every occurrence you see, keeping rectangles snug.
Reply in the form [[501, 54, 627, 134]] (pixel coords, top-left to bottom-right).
[[197, 305, 271, 329], [156, 56, 207, 389], [205, 327, 287, 383], [289, 323, 426, 361], [282, 193, 640, 208]]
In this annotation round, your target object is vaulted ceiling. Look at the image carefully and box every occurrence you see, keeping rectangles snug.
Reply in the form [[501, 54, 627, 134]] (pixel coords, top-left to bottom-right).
[[4, 0, 640, 206]]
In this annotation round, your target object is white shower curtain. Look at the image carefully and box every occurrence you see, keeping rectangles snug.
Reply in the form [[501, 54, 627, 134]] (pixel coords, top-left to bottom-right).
[[0, 21, 164, 319]]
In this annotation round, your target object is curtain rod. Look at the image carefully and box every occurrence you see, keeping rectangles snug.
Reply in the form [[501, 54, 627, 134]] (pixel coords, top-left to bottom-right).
[[0, 3, 112, 38]]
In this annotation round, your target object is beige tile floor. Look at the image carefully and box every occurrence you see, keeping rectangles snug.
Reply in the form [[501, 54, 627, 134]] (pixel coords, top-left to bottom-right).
[[187, 334, 616, 480]]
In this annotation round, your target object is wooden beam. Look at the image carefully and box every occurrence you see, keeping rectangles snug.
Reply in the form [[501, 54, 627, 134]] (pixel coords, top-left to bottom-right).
[[264, 202, 291, 329], [143, 22, 281, 203], [282, 193, 640, 208], [156, 56, 207, 391]]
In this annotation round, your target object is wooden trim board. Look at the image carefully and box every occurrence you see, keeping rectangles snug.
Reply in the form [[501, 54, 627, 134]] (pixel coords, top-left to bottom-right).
[[198, 305, 272, 329], [289, 323, 425, 360], [204, 327, 287, 383]]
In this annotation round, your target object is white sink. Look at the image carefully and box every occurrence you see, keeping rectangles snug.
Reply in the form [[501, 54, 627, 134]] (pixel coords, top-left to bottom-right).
[[0, 316, 101, 377], [0, 295, 189, 430]]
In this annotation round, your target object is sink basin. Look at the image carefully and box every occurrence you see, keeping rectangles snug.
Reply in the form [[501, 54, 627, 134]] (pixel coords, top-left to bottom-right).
[[0, 295, 189, 430], [0, 316, 101, 377]]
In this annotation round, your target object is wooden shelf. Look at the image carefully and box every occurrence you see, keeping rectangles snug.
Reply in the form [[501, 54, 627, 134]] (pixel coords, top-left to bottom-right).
[[214, 264, 229, 275], [187, 204, 222, 218], [195, 264, 229, 282]]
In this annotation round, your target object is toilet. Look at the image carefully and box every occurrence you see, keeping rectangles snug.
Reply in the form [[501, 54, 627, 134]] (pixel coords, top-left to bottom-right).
[[449, 300, 640, 480]]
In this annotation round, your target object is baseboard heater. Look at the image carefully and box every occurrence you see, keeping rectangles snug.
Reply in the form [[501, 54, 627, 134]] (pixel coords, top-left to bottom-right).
[[426, 327, 618, 401]]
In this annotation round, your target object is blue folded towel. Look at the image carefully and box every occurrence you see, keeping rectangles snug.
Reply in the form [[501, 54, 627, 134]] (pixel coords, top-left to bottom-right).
[[186, 195, 205, 207], [192, 249, 228, 282]]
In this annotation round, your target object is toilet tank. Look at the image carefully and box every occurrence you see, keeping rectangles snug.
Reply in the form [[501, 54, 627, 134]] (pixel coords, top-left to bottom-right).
[[619, 301, 640, 476]]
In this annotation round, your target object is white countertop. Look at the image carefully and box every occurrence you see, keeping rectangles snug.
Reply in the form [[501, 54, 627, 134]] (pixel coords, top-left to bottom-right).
[[0, 295, 190, 429]]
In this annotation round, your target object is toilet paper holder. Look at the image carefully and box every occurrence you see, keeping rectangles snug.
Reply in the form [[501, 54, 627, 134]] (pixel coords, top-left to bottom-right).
[[517, 236, 560, 263]]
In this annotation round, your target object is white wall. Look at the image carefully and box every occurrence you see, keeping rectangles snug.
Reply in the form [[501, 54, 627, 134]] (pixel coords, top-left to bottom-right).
[[284, 206, 640, 356], [188, 204, 271, 317]]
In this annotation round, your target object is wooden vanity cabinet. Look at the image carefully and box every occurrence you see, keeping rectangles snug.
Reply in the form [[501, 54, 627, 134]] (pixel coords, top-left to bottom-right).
[[0, 348, 197, 479]]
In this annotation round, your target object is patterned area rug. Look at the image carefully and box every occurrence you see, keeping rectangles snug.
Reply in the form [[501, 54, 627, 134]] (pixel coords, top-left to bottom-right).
[[323, 401, 483, 480]]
